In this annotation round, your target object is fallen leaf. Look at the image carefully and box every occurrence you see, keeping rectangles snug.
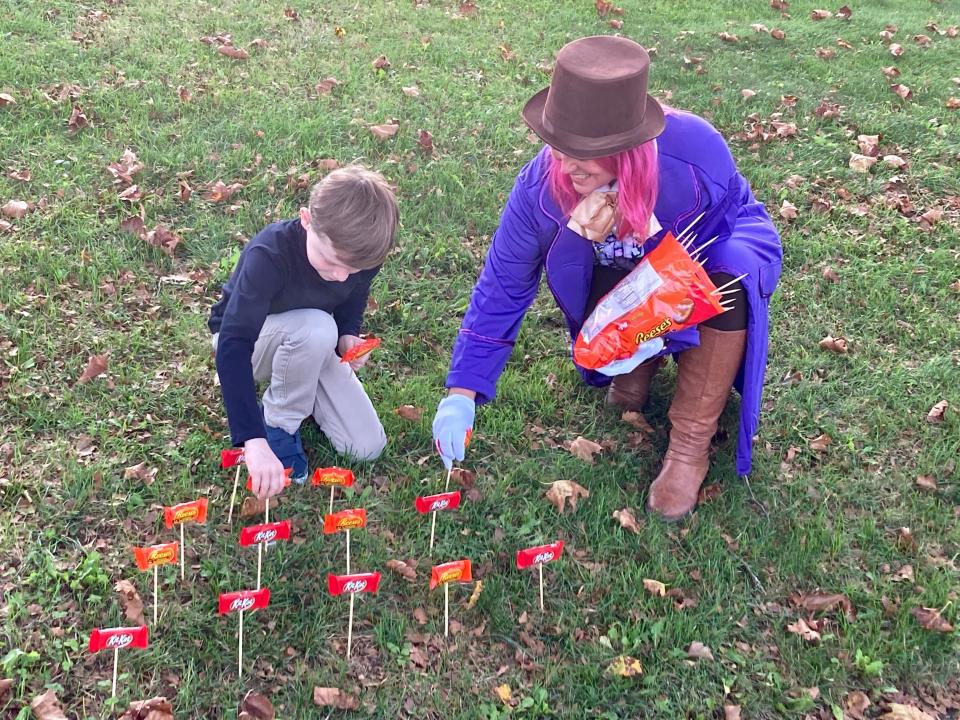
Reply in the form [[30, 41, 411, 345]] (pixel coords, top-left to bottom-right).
[[686, 641, 714, 660], [450, 467, 477, 487], [608, 18, 623, 29], [145, 225, 182, 257], [882, 66, 901, 79], [913, 34, 932, 46], [891, 564, 914, 582], [769, 0, 788, 11], [779, 200, 799, 219], [857, 134, 880, 156], [890, 83, 912, 100], [849, 153, 877, 172], [395, 404, 423, 421], [1, 199, 30, 219], [926, 399, 947, 423], [815, 46, 836, 59], [724, 706, 742, 720], [621, 411, 653, 433], [889, 43, 904, 57], [0, 678, 11, 698], [239, 691, 275, 720], [642, 578, 666, 596], [771, 28, 786, 40], [0, 92, 15, 106], [8, 168, 30, 182], [494, 685, 512, 704], [179, 179, 192, 202], [77, 353, 109, 384], [910, 607, 954, 633], [607, 655, 643, 677], [786, 617, 822, 642], [947, 97, 960, 109], [881, 704, 937, 720], [315, 77, 339, 95], [837, 38, 853, 49], [118, 697, 174, 720], [918, 208, 943, 230], [240, 496, 267, 517], [30, 689, 69, 720], [789, 591, 855, 617], [819, 335, 848, 353], [177, 86, 193, 102], [612, 508, 643, 534], [249, 38, 268, 49], [124, 462, 158, 485], [741, 88, 757, 99], [413, 607, 428, 624], [203, 180, 243, 202], [283, 7, 299, 21], [217, 45, 249, 59], [372, 54, 391, 70], [120, 215, 147, 239], [417, 129, 434, 155], [844, 691, 871, 719], [772, 120, 798, 137], [386, 559, 417, 581], [544, 479, 589, 513], [466, 580, 483, 609], [312, 687, 359, 710], [718, 31, 739, 43], [751, 23, 769, 32], [567, 436, 602, 463], [895, 526, 916, 551], [915, 474, 937, 492], [822, 266, 840, 282], [808, 433, 832, 452], [697, 483, 723, 504], [402, 85, 420, 97], [114, 579, 146, 626], [459, 0, 478, 17], [883, 154, 907, 167], [369, 122, 400, 140], [67, 104, 88, 133], [836, 5, 852, 19], [810, 9, 832, 19]]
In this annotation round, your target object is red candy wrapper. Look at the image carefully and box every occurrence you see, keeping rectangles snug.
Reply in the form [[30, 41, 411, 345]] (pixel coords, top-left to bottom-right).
[[245, 468, 292, 492], [311, 467, 355, 487], [327, 572, 382, 596], [429, 559, 472, 590], [133, 542, 178, 571], [218, 588, 271, 615], [340, 336, 381, 364], [163, 498, 208, 529], [221, 448, 244, 469], [88, 625, 149, 653], [239, 520, 291, 547], [515, 541, 565, 570], [573, 232, 724, 370], [323, 508, 367, 534], [415, 490, 462, 514]]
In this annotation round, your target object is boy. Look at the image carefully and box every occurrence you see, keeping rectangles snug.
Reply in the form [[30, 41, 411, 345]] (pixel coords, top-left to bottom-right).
[[209, 165, 398, 499]]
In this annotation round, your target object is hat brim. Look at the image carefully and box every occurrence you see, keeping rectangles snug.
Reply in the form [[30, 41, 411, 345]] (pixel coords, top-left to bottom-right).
[[521, 86, 666, 160]]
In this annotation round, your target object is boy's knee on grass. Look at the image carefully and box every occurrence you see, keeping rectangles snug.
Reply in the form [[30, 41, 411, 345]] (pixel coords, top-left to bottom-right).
[[336, 431, 388, 462]]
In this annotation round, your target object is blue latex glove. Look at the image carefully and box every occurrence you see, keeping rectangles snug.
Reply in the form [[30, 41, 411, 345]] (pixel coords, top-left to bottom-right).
[[596, 337, 665, 377], [432, 394, 475, 469]]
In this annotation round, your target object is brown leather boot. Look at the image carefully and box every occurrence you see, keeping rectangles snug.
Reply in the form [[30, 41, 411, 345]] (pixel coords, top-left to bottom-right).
[[647, 327, 746, 521], [605, 357, 663, 412]]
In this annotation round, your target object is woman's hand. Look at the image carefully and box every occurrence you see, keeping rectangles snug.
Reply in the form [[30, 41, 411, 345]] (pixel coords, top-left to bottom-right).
[[243, 437, 287, 499], [432, 390, 476, 469], [338, 334, 370, 372]]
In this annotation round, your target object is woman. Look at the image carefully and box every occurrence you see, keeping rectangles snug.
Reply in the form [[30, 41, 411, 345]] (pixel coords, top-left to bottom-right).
[[432, 36, 782, 521]]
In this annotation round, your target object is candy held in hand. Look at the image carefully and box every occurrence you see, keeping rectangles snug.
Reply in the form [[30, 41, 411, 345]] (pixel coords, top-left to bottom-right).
[[340, 336, 381, 363], [221, 448, 244, 468]]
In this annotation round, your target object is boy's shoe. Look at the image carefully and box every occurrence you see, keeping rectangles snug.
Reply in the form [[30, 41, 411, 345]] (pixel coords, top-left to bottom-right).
[[261, 408, 308, 483]]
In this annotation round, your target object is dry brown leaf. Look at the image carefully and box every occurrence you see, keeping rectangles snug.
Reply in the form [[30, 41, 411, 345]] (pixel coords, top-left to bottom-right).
[[836, 5, 852, 18], [718, 31, 739, 43], [120, 215, 147, 239], [115, 579, 146, 626], [947, 97, 960, 109], [118, 697, 174, 720], [179, 179, 192, 202], [217, 45, 249, 59], [741, 88, 757, 100], [779, 200, 798, 219], [882, 66, 901, 79], [926, 399, 947, 423], [612, 508, 643, 534], [312, 687, 359, 710], [918, 208, 943, 230], [413, 607, 428, 624], [77, 353, 109, 385], [239, 691, 275, 720], [607, 655, 643, 677], [724, 706, 742, 720], [67, 104, 88, 132], [8, 168, 30, 182], [771, 28, 786, 40], [544, 480, 589, 513], [849, 153, 877, 173], [883, 154, 907, 167], [808, 433, 832, 452], [786, 617, 822, 642], [890, 83, 912, 100], [815, 46, 836, 59], [819, 335, 848, 353], [2, 199, 31, 218], [790, 591, 854, 617], [240, 496, 267, 517], [177, 86, 193, 102], [822, 266, 840, 282], [0, 92, 15, 106], [249, 38, 268, 49], [372, 54, 391, 70], [895, 526, 916, 551], [857, 133, 880, 156], [686, 641, 714, 660], [395, 404, 424, 421], [889, 43, 904, 56], [203, 180, 243, 202], [697, 483, 723, 504], [751, 23, 769, 32], [642, 578, 666, 596], [567, 436, 602, 463], [315, 77, 339, 95], [843, 691, 870, 719], [913, 34, 932, 46], [417, 129, 434, 155], [621, 411, 653, 433], [837, 38, 853, 49], [0, 678, 12, 698], [145, 225, 182, 257], [494, 685, 512, 704], [910, 606, 954, 633], [124, 462, 158, 485], [881, 704, 936, 720], [810, 8, 832, 19], [370, 122, 400, 140], [891, 564, 914, 582], [30, 689, 69, 720], [608, 18, 623, 29], [914, 475, 937, 492], [386, 559, 417, 582]]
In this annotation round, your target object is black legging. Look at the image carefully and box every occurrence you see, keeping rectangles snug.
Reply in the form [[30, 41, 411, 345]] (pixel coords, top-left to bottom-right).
[[585, 266, 747, 331]]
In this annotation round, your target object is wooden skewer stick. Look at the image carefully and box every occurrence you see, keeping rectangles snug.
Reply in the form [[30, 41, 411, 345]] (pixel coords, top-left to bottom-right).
[[111, 647, 119, 698], [444, 583, 450, 638], [710, 273, 749, 295], [227, 464, 241, 524], [690, 235, 720, 258], [179, 524, 185, 581], [256, 544, 263, 590], [238, 609, 244, 678], [153, 566, 159, 625], [675, 211, 706, 244], [346, 530, 351, 575], [429, 466, 454, 553], [538, 564, 545, 612], [347, 593, 355, 657], [680, 232, 698, 250], [329, 486, 335, 514]]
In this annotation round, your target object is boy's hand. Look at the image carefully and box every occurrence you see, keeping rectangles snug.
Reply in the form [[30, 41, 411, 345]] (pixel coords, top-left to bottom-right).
[[338, 334, 370, 371], [243, 437, 287, 499]]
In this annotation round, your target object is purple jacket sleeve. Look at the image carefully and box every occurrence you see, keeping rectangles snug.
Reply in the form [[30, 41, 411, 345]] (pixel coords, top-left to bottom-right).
[[446, 172, 546, 404]]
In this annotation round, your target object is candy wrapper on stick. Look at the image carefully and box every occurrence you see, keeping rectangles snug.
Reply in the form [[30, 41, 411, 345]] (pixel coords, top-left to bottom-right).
[[132, 542, 178, 625], [218, 588, 270, 679], [312, 466, 355, 514], [163, 498, 208, 581], [221, 448, 244, 524], [328, 571, 382, 657], [516, 541, 564, 612], [430, 559, 472, 638], [88, 625, 149, 698], [573, 231, 738, 374]]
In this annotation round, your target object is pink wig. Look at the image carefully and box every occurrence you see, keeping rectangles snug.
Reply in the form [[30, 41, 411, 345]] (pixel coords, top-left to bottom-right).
[[547, 140, 659, 241]]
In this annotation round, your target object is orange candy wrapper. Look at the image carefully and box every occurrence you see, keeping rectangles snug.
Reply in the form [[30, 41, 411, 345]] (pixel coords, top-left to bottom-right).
[[312, 467, 355, 487], [323, 508, 367, 534], [163, 498, 208, 529], [573, 232, 725, 370], [429, 559, 472, 590], [133, 542, 178, 571], [340, 336, 381, 364]]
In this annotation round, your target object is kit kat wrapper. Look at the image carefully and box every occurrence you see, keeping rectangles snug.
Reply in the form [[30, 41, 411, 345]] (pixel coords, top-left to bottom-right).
[[239, 520, 291, 547], [515, 541, 565, 570], [218, 588, 271, 615], [88, 625, 148, 653], [414, 490, 462, 514], [327, 572, 382, 596]]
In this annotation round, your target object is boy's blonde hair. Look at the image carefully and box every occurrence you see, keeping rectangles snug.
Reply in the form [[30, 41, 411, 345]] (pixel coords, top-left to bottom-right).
[[308, 165, 399, 269]]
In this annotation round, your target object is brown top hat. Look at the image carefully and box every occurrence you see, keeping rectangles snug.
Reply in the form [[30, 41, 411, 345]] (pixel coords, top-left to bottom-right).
[[522, 36, 665, 159]]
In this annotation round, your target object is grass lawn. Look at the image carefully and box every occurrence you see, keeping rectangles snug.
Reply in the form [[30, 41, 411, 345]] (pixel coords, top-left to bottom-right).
[[1, 0, 958, 718]]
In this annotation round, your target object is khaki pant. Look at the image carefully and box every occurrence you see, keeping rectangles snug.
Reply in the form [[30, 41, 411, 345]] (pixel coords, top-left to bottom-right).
[[213, 309, 386, 460]]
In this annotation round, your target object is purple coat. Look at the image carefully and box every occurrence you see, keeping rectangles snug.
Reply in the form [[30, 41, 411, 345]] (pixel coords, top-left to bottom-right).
[[447, 111, 783, 475]]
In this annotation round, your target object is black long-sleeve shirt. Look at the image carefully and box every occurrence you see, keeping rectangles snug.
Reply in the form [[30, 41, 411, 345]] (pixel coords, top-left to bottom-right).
[[208, 219, 379, 445]]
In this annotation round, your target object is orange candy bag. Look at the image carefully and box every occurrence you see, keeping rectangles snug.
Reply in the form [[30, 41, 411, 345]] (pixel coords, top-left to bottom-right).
[[573, 232, 725, 370]]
